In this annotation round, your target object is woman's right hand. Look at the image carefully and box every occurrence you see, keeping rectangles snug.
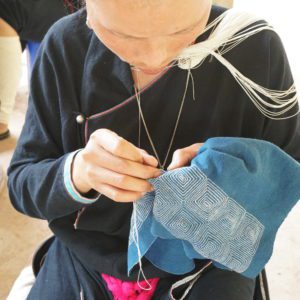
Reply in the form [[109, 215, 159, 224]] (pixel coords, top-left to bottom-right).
[[72, 129, 162, 202]]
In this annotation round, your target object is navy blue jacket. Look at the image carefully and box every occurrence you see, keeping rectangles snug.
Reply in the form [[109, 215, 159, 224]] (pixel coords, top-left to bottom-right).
[[8, 7, 300, 280]]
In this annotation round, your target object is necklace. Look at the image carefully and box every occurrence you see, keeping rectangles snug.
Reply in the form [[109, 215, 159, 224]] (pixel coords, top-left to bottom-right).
[[133, 68, 192, 170], [131, 68, 192, 289]]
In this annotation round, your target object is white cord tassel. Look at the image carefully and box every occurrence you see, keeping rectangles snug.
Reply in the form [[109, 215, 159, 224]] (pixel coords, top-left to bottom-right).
[[176, 8, 298, 120]]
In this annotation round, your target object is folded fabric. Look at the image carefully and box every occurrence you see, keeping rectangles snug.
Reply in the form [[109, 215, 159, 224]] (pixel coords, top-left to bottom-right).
[[128, 137, 300, 278]]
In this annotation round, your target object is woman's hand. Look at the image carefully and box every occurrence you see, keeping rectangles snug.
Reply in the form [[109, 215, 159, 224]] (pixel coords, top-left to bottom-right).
[[167, 143, 204, 170], [72, 129, 161, 202]]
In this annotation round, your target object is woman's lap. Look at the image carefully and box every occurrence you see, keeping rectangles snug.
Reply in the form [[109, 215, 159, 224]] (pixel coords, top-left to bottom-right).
[[27, 238, 255, 300], [27, 238, 113, 300], [186, 267, 255, 299]]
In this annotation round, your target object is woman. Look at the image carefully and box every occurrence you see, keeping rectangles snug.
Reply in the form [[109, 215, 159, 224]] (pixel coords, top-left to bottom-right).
[[8, 0, 300, 299]]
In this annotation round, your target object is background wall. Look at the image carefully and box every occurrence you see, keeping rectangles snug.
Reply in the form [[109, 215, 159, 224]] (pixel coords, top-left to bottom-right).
[[216, 1, 300, 298], [234, 0, 300, 87]]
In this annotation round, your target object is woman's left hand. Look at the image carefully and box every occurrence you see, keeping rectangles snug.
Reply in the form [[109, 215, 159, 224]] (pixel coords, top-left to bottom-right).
[[167, 143, 204, 171]]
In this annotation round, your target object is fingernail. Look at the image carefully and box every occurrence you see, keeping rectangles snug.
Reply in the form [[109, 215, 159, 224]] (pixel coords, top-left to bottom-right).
[[149, 156, 158, 164], [144, 152, 155, 159], [155, 170, 162, 176]]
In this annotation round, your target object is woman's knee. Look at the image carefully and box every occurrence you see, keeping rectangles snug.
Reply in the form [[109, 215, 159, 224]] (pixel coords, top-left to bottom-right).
[[188, 267, 256, 300]]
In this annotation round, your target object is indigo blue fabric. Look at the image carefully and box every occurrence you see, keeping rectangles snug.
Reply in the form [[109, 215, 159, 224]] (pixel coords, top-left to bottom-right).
[[128, 137, 300, 278]]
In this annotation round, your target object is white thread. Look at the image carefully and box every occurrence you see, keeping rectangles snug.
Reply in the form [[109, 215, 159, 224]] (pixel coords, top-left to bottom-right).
[[130, 165, 264, 274], [132, 201, 153, 291], [169, 261, 213, 300], [208, 49, 299, 120], [134, 65, 192, 170], [80, 286, 84, 300], [175, 8, 298, 120], [131, 9, 298, 120], [86, 17, 91, 29], [259, 272, 267, 300], [189, 69, 196, 101]]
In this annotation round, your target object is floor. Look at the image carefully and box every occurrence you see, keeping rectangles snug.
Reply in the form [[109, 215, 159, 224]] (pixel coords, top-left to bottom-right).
[[0, 1, 300, 299], [0, 86, 51, 300]]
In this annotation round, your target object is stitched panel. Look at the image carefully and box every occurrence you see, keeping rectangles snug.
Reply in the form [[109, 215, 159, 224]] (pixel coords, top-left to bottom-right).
[[129, 165, 264, 273]]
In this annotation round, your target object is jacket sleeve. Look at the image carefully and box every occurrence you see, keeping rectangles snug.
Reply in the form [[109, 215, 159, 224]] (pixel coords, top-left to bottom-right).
[[7, 23, 99, 222], [261, 30, 300, 163]]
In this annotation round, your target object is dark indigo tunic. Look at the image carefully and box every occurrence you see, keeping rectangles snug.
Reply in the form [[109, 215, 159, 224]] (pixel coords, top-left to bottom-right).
[[8, 6, 300, 280]]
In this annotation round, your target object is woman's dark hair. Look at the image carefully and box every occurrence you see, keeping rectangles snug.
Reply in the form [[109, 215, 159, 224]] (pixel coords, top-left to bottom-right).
[[64, 0, 85, 13]]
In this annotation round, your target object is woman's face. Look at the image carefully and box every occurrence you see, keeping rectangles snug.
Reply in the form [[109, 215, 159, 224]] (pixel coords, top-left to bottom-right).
[[86, 0, 212, 74]]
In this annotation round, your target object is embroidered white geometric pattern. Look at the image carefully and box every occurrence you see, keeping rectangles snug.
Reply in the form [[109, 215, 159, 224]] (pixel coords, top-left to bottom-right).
[[129, 165, 264, 273], [129, 192, 154, 245]]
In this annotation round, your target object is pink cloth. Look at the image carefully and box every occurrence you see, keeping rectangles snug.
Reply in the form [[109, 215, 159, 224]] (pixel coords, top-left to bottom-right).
[[101, 274, 159, 300]]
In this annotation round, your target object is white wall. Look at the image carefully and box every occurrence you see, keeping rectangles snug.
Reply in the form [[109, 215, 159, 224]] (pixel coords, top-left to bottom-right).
[[234, 0, 300, 88], [234, 2, 300, 299]]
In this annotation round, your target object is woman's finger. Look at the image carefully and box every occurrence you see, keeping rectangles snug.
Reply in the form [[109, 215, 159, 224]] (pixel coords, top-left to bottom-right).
[[83, 144, 162, 179], [88, 166, 154, 193], [139, 149, 159, 167], [91, 129, 144, 163], [97, 182, 148, 203], [167, 143, 204, 170]]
